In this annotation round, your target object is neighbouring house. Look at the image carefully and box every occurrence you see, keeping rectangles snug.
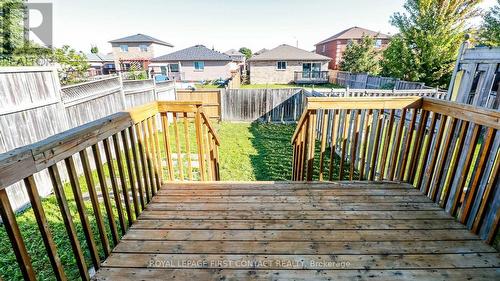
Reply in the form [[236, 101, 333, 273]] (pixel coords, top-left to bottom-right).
[[315, 26, 391, 70], [86, 53, 115, 76], [248, 44, 331, 84], [109, 33, 174, 72], [150, 45, 235, 82], [254, 48, 269, 56], [225, 49, 246, 73]]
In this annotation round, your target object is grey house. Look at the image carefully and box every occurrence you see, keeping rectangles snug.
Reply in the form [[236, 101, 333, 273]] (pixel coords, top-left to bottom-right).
[[150, 45, 235, 81], [248, 44, 331, 84]]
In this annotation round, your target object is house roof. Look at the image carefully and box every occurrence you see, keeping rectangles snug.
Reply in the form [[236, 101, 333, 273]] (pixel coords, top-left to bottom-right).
[[109, 33, 174, 47], [254, 48, 269, 55], [86, 53, 114, 62], [225, 49, 244, 56], [152, 45, 232, 62], [315, 26, 390, 45], [248, 44, 331, 62]]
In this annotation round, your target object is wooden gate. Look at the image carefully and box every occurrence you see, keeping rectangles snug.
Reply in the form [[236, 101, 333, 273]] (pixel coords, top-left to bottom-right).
[[176, 89, 221, 120]]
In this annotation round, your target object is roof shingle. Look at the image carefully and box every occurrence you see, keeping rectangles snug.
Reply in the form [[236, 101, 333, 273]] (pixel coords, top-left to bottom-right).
[[152, 45, 232, 62], [109, 33, 174, 47], [315, 26, 390, 45], [248, 44, 330, 62]]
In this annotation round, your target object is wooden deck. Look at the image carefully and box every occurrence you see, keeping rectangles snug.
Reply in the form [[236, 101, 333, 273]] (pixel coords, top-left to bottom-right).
[[94, 182, 500, 281]]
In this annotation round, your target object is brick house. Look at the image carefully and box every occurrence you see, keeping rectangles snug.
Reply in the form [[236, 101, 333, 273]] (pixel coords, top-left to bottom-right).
[[248, 44, 331, 84], [109, 33, 174, 72], [315, 27, 391, 70]]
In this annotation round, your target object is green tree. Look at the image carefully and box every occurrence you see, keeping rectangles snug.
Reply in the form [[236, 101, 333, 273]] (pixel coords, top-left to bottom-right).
[[339, 35, 380, 74], [239, 47, 252, 59], [0, 0, 25, 56], [54, 45, 89, 84], [479, 0, 500, 47], [90, 45, 99, 54], [381, 0, 481, 88]]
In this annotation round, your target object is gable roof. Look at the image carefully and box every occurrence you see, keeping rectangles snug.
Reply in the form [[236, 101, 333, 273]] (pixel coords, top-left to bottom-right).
[[109, 33, 174, 47], [86, 53, 114, 62], [248, 44, 330, 62], [152, 45, 232, 62], [315, 26, 390, 45], [225, 49, 244, 56]]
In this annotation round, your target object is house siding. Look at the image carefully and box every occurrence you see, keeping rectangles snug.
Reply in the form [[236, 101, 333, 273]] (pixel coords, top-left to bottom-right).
[[112, 42, 156, 70], [316, 38, 390, 70], [249, 61, 329, 84]]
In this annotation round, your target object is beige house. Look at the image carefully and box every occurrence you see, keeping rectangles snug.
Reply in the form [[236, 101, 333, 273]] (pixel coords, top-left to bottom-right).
[[248, 44, 331, 84], [150, 45, 235, 82], [109, 33, 174, 71]]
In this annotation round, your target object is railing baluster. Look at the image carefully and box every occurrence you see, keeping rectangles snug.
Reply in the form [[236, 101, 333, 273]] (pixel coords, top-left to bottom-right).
[[103, 138, 127, 234], [112, 134, 134, 225], [422, 115, 448, 195], [440, 121, 469, 208], [161, 113, 175, 180], [306, 111, 317, 181], [459, 127, 495, 223], [408, 110, 429, 183], [147, 117, 161, 193], [142, 121, 157, 195], [398, 108, 417, 181], [136, 122, 152, 202], [339, 110, 349, 180], [65, 155, 101, 270], [24, 175, 67, 280], [349, 110, 360, 180], [379, 109, 395, 180], [328, 110, 339, 181], [183, 112, 193, 180], [369, 110, 383, 181], [48, 165, 89, 280], [91, 144, 120, 245], [79, 149, 111, 257], [195, 109, 207, 181], [449, 124, 480, 216], [203, 124, 213, 181], [318, 110, 329, 181], [0, 189, 37, 281], [128, 126, 146, 209], [172, 112, 184, 180], [429, 117, 457, 201], [152, 116, 164, 184], [121, 129, 140, 218], [415, 112, 438, 189], [389, 109, 406, 181], [359, 109, 372, 180]]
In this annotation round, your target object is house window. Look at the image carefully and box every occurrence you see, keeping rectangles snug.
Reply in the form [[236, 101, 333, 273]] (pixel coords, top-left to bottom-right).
[[375, 39, 382, 48], [169, 63, 179, 72], [120, 45, 129, 52], [194, 61, 204, 71], [277, 61, 287, 70], [139, 44, 148, 52], [322, 45, 326, 53]]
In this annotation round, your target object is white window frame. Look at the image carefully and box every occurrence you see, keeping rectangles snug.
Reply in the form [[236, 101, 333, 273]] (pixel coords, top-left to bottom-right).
[[194, 61, 205, 71], [375, 39, 382, 48], [120, 45, 129, 52], [139, 44, 148, 52], [276, 61, 287, 70], [322, 45, 326, 53]]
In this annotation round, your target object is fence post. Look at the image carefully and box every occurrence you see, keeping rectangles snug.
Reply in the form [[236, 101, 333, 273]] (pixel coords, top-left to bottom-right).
[[118, 75, 127, 109]]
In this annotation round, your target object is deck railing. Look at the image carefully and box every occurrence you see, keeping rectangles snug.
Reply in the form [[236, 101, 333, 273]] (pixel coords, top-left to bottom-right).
[[0, 101, 220, 280], [291, 96, 500, 244]]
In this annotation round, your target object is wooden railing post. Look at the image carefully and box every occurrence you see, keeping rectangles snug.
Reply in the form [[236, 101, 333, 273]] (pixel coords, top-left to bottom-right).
[[195, 108, 206, 181], [306, 110, 317, 181]]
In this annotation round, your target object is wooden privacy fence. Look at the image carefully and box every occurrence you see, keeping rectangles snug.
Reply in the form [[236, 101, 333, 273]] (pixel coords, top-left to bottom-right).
[[0, 68, 175, 210], [0, 101, 220, 280], [176, 89, 221, 120], [221, 88, 310, 122], [335, 71, 433, 90], [291, 96, 500, 244]]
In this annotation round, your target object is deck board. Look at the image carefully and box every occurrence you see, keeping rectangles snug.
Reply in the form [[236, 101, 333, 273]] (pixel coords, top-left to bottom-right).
[[94, 182, 500, 281]]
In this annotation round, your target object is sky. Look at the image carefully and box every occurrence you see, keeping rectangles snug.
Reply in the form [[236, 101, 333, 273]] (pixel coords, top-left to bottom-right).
[[28, 0, 498, 55]]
